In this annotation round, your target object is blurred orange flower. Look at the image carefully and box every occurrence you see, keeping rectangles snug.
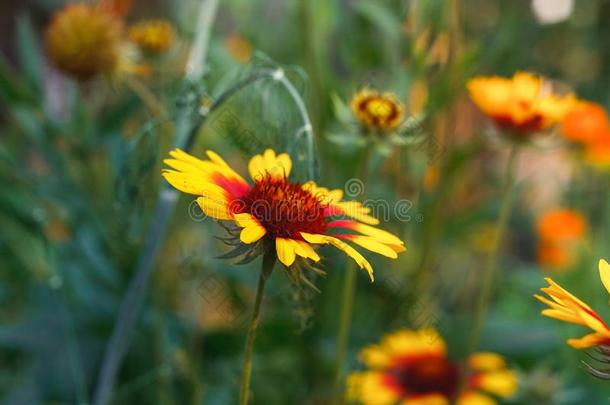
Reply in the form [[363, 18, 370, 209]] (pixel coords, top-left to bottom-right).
[[467, 72, 575, 136], [535, 259, 610, 349], [45, 4, 123, 80], [536, 209, 585, 271], [562, 101, 609, 143], [224, 33, 253, 64], [129, 20, 176, 54], [584, 131, 610, 168]]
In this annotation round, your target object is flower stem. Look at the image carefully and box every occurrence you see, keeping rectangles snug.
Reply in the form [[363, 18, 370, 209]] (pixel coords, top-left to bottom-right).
[[239, 251, 275, 405], [332, 147, 371, 403], [467, 144, 519, 355]]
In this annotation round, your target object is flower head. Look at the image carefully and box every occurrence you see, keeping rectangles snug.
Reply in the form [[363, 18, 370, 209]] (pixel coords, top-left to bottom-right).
[[128, 20, 176, 54], [45, 4, 123, 80], [536, 209, 585, 271], [535, 259, 610, 348], [351, 89, 405, 132], [467, 72, 575, 136], [162, 149, 405, 281], [562, 101, 609, 143], [347, 328, 517, 405]]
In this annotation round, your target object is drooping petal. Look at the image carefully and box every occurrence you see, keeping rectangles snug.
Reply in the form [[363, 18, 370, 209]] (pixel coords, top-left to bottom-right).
[[301, 232, 374, 281], [337, 235, 398, 258], [276, 237, 296, 266], [290, 239, 320, 262]]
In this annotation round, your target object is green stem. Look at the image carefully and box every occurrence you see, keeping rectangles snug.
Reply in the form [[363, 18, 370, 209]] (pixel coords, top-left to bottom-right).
[[467, 145, 519, 355], [332, 147, 371, 403], [239, 252, 275, 405]]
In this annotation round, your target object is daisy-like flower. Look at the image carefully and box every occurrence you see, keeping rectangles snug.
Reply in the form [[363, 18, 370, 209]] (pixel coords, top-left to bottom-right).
[[351, 88, 406, 132], [128, 20, 176, 54], [535, 259, 610, 348], [45, 3, 124, 80], [162, 149, 405, 281], [467, 72, 575, 136], [347, 328, 517, 405]]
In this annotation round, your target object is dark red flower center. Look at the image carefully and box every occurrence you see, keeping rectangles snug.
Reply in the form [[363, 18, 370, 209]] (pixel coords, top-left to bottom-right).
[[391, 355, 461, 399], [233, 176, 328, 239]]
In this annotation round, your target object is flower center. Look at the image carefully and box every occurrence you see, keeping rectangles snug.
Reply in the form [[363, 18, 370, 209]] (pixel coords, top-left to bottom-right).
[[234, 176, 328, 239], [392, 355, 460, 398]]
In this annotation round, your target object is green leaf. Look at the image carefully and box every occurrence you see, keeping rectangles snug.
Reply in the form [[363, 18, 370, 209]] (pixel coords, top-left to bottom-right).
[[16, 14, 43, 96], [354, 1, 401, 43]]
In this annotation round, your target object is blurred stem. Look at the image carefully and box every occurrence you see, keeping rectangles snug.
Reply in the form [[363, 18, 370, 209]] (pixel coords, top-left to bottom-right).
[[466, 145, 519, 355], [332, 147, 371, 404], [239, 252, 275, 405], [123, 76, 169, 122], [298, 0, 323, 135], [92, 1, 219, 404]]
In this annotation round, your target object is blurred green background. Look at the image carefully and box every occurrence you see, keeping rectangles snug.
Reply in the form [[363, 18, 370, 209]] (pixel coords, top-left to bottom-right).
[[1, 0, 610, 404]]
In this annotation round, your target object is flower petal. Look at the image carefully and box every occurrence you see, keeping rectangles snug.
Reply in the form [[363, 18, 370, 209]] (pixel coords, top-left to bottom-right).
[[599, 259, 610, 296], [276, 237, 296, 266], [300, 232, 374, 281]]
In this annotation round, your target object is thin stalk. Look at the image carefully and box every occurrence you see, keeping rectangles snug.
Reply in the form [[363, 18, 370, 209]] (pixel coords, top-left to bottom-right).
[[239, 252, 276, 405], [332, 147, 371, 403], [93, 67, 312, 405], [466, 144, 519, 355], [92, 1, 219, 403]]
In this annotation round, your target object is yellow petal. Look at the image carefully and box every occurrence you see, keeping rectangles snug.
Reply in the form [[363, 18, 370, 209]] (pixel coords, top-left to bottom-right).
[[346, 235, 398, 259], [301, 233, 374, 281], [477, 370, 518, 397], [468, 352, 506, 371], [291, 239, 320, 262], [233, 213, 266, 243], [599, 259, 610, 296], [457, 392, 496, 405], [276, 237, 296, 267], [196, 196, 231, 220], [240, 225, 266, 244]]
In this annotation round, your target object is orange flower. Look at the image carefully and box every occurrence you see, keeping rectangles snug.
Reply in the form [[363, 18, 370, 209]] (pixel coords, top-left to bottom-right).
[[467, 72, 575, 136], [535, 260, 610, 349], [128, 20, 176, 54], [584, 131, 610, 168], [536, 209, 585, 242], [347, 329, 517, 405], [224, 33, 253, 64], [535, 209, 585, 271], [562, 101, 610, 143], [45, 4, 123, 80]]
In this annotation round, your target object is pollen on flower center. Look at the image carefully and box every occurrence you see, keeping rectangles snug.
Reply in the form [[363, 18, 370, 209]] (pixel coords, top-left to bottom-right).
[[233, 176, 328, 239], [392, 355, 460, 398]]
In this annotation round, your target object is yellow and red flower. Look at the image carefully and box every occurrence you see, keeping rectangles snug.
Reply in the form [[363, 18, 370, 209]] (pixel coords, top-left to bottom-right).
[[535, 209, 586, 271], [351, 89, 406, 132], [162, 149, 405, 280], [467, 72, 575, 136], [535, 259, 610, 348], [347, 328, 517, 405]]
